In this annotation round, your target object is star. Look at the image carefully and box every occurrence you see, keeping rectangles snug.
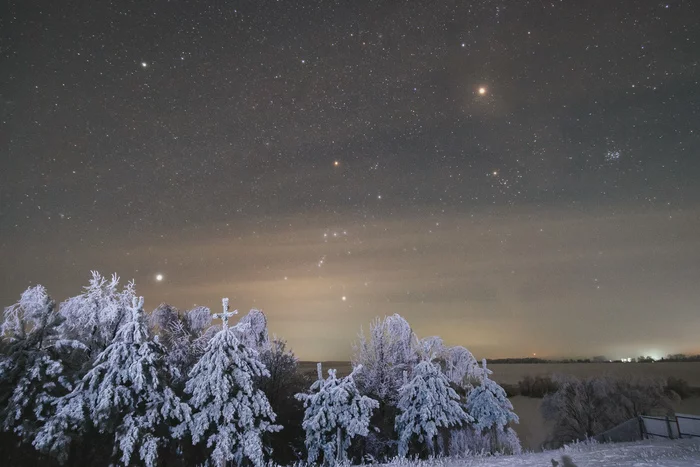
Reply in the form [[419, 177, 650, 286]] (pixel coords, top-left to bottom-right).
[[478, 86, 487, 95], [155, 273, 164, 282], [334, 160, 340, 167], [341, 296, 347, 301], [141, 62, 148, 68]]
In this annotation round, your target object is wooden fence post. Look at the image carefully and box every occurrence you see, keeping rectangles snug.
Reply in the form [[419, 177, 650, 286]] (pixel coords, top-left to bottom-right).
[[665, 416, 674, 439], [638, 416, 646, 440]]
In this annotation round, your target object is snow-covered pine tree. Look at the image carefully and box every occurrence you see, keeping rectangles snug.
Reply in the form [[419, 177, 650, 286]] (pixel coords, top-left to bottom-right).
[[185, 298, 280, 467], [35, 295, 191, 466], [296, 363, 379, 466], [352, 314, 418, 402], [57, 271, 136, 359], [0, 286, 72, 445], [395, 359, 471, 458], [465, 359, 521, 454]]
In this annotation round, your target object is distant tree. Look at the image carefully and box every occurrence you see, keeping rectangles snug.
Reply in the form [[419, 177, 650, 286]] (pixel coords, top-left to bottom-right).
[[186, 298, 279, 467], [395, 360, 470, 458], [666, 376, 692, 399], [465, 359, 520, 454], [0, 286, 72, 448], [34, 296, 191, 466], [296, 363, 378, 466], [518, 375, 559, 398]]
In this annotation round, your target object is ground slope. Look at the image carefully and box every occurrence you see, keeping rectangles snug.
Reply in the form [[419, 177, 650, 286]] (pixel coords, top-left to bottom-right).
[[381, 439, 700, 466]]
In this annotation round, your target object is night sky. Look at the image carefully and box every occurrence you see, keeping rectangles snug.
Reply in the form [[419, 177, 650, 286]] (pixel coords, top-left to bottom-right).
[[2, 0, 699, 360]]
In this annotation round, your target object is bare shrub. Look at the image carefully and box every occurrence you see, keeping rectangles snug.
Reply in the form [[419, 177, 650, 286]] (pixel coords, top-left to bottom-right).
[[519, 375, 559, 398], [541, 375, 674, 448]]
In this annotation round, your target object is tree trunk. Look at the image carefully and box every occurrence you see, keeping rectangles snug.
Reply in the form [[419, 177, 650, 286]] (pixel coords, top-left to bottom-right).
[[336, 427, 343, 465]]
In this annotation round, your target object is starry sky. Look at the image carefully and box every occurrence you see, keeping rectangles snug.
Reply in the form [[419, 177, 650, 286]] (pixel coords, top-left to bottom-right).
[[2, 0, 700, 360]]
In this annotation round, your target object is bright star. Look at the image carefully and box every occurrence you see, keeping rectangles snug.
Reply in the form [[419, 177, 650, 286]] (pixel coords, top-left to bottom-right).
[[341, 296, 347, 301], [155, 274, 163, 282], [334, 160, 340, 167], [478, 87, 487, 95], [141, 62, 148, 68]]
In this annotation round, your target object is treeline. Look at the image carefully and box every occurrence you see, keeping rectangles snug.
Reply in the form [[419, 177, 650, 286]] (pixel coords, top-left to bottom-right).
[[501, 375, 697, 400], [490, 355, 700, 364], [657, 354, 700, 362], [489, 357, 608, 364], [0, 272, 522, 466]]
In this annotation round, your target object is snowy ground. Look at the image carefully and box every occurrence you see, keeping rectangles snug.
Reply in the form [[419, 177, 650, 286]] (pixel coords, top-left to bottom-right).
[[380, 439, 700, 466]]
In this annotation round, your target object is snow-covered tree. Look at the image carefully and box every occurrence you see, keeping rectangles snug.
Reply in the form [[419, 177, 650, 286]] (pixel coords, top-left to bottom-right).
[[442, 346, 482, 390], [185, 298, 279, 467], [352, 314, 418, 402], [34, 296, 191, 466], [418, 335, 445, 361], [0, 286, 72, 445], [395, 359, 470, 458], [58, 271, 136, 358], [296, 363, 378, 466], [150, 303, 215, 383], [465, 359, 520, 454], [236, 308, 270, 352]]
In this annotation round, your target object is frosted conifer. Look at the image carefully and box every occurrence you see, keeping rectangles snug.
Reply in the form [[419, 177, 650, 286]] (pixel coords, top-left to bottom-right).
[[35, 296, 191, 466], [395, 359, 470, 457], [0, 286, 72, 444], [296, 363, 378, 466], [465, 359, 520, 454], [185, 298, 279, 467]]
